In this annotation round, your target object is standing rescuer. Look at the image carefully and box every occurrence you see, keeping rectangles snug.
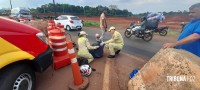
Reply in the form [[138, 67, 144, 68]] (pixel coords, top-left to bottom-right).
[[101, 26, 124, 58], [99, 9, 107, 41], [77, 31, 99, 63]]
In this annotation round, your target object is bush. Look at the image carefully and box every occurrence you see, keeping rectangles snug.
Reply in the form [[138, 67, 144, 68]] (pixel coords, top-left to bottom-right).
[[83, 21, 99, 27]]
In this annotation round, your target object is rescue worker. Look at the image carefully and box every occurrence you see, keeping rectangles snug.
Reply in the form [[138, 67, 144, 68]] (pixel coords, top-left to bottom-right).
[[101, 26, 124, 58], [77, 31, 99, 63], [99, 9, 108, 41]]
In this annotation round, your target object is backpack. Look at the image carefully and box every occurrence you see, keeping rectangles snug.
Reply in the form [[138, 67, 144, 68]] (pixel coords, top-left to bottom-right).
[[77, 57, 89, 66]]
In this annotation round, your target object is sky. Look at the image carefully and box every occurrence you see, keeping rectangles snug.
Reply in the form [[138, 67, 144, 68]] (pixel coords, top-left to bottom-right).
[[0, 0, 199, 14]]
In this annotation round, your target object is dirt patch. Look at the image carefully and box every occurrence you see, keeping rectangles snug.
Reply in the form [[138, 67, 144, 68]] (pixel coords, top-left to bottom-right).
[[99, 50, 147, 90], [128, 48, 200, 90], [109, 52, 147, 90], [80, 14, 189, 31], [25, 20, 48, 35]]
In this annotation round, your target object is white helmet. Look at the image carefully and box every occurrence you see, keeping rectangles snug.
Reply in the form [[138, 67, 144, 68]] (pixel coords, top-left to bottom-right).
[[80, 65, 92, 77]]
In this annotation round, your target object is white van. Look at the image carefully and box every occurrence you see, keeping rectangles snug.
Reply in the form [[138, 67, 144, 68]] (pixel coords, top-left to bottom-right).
[[10, 7, 32, 21]]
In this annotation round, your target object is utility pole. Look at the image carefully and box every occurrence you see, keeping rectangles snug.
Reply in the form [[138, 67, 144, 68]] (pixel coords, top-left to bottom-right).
[[53, 0, 57, 19], [10, 0, 12, 9], [43, 7, 45, 13], [63, 4, 64, 13]]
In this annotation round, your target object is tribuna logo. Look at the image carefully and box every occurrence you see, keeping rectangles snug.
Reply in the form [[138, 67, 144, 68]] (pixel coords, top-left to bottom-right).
[[166, 75, 195, 82]]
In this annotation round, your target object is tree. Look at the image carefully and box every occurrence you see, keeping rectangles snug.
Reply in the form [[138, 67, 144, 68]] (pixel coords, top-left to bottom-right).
[[109, 5, 118, 10], [31, 3, 134, 17]]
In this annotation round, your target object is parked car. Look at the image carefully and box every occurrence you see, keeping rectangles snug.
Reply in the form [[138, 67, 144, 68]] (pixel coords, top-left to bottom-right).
[[0, 17, 53, 90], [10, 7, 32, 22], [54, 15, 83, 31]]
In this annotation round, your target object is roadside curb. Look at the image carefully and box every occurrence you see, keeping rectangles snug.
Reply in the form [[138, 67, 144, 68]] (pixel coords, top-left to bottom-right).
[[102, 58, 111, 90]]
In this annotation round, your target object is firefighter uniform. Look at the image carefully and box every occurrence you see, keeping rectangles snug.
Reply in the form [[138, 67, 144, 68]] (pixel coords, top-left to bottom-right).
[[104, 26, 124, 56], [77, 31, 99, 63]]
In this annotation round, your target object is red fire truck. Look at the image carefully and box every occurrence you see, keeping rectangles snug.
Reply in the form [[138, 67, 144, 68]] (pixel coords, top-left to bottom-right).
[[0, 17, 53, 90]]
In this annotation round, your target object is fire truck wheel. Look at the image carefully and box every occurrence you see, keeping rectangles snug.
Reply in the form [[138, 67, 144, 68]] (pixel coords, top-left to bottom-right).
[[0, 64, 36, 90]]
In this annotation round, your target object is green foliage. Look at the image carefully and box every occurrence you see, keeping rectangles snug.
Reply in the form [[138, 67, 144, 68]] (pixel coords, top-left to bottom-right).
[[30, 3, 133, 17], [133, 11, 189, 17], [83, 21, 99, 27], [167, 29, 181, 36], [0, 9, 10, 14], [28, 3, 190, 17]]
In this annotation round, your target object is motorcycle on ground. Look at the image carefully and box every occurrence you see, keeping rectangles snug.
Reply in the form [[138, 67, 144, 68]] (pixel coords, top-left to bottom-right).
[[124, 24, 153, 42]]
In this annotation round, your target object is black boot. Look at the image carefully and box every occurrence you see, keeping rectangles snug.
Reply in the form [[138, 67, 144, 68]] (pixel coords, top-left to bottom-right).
[[115, 50, 121, 55], [107, 55, 115, 58]]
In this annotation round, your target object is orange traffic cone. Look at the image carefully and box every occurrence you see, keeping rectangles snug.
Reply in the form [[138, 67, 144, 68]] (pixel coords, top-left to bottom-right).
[[67, 41, 89, 90]]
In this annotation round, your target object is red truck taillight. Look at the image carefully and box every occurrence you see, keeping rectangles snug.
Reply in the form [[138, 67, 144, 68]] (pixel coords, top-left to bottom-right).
[[70, 20, 73, 23], [36, 32, 48, 44]]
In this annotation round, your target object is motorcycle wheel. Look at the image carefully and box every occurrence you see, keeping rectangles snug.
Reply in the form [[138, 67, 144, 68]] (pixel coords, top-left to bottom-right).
[[159, 30, 167, 36], [124, 30, 132, 38], [142, 33, 153, 41]]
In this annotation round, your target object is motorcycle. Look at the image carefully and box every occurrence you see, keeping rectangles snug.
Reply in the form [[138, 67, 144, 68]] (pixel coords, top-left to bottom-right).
[[124, 24, 153, 42], [152, 26, 168, 36]]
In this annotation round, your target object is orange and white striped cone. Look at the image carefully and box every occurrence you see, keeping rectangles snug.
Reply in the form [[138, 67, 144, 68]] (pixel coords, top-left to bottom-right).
[[67, 40, 89, 90], [48, 28, 71, 70], [47, 20, 56, 32], [56, 23, 64, 29], [47, 20, 56, 47]]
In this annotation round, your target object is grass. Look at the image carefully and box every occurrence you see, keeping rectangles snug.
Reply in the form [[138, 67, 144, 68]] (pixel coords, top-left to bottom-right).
[[153, 29, 181, 36], [83, 21, 99, 27], [167, 29, 182, 36]]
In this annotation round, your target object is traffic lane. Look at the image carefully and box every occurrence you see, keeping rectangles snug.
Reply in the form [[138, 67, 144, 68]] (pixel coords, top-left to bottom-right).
[[66, 29, 164, 59], [123, 36, 164, 59]]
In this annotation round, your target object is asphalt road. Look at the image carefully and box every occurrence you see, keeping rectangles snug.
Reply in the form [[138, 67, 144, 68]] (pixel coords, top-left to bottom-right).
[[65, 29, 165, 59], [36, 28, 159, 90]]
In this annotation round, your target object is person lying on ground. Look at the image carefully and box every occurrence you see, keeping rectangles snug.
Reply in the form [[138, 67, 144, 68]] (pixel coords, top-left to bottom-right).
[[89, 33, 105, 58]]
